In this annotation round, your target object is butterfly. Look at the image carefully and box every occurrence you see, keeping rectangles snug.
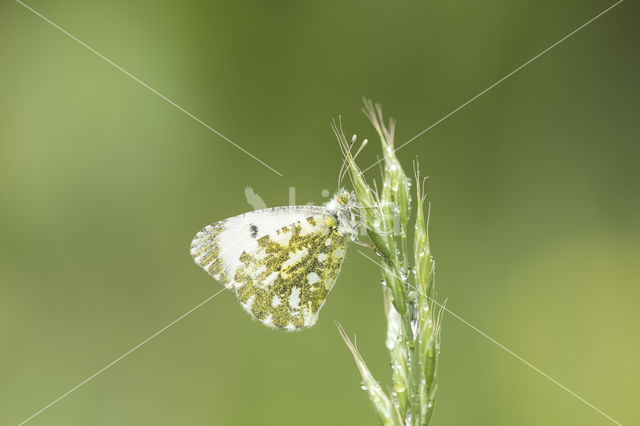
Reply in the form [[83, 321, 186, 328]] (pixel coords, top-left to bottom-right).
[[190, 190, 358, 331]]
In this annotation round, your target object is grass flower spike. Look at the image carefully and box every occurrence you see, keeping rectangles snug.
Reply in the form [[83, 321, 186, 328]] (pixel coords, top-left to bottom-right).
[[334, 99, 442, 426]]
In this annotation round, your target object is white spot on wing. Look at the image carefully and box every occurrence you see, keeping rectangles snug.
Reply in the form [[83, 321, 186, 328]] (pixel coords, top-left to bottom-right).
[[308, 272, 320, 284], [272, 295, 281, 307], [252, 264, 266, 277], [242, 295, 255, 312], [303, 309, 314, 326], [263, 271, 278, 287], [262, 314, 273, 326], [333, 247, 344, 259], [317, 253, 327, 262], [289, 287, 301, 310]]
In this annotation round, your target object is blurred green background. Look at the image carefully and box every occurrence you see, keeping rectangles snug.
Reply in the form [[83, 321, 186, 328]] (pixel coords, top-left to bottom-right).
[[1, 0, 638, 425]]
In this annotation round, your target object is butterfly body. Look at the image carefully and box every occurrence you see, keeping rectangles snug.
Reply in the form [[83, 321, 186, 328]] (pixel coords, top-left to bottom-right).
[[191, 190, 357, 330]]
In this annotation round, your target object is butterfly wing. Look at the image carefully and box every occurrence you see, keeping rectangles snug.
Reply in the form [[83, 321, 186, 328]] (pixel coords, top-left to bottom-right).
[[191, 208, 347, 330], [235, 214, 346, 330]]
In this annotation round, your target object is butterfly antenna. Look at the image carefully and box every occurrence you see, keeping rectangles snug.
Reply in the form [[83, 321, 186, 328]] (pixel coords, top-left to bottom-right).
[[332, 117, 353, 188], [352, 138, 368, 161], [338, 134, 357, 188], [338, 158, 346, 189], [338, 160, 350, 188], [341, 135, 369, 187], [331, 117, 348, 156]]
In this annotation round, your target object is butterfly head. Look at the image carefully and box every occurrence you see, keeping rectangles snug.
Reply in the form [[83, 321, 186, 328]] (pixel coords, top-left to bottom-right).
[[336, 190, 351, 206], [325, 189, 358, 241]]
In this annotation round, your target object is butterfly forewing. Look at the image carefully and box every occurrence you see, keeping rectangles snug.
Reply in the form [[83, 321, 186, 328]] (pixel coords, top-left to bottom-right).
[[190, 206, 325, 287]]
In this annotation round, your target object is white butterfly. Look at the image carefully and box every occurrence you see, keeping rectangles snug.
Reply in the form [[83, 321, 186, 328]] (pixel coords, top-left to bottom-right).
[[190, 190, 358, 330]]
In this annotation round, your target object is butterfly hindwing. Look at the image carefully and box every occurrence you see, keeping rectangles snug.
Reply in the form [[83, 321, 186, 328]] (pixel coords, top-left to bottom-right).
[[234, 214, 346, 330]]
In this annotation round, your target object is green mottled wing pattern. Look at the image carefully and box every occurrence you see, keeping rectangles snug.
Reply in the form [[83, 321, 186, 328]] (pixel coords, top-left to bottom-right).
[[191, 210, 347, 330], [235, 215, 346, 330], [191, 221, 232, 286]]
